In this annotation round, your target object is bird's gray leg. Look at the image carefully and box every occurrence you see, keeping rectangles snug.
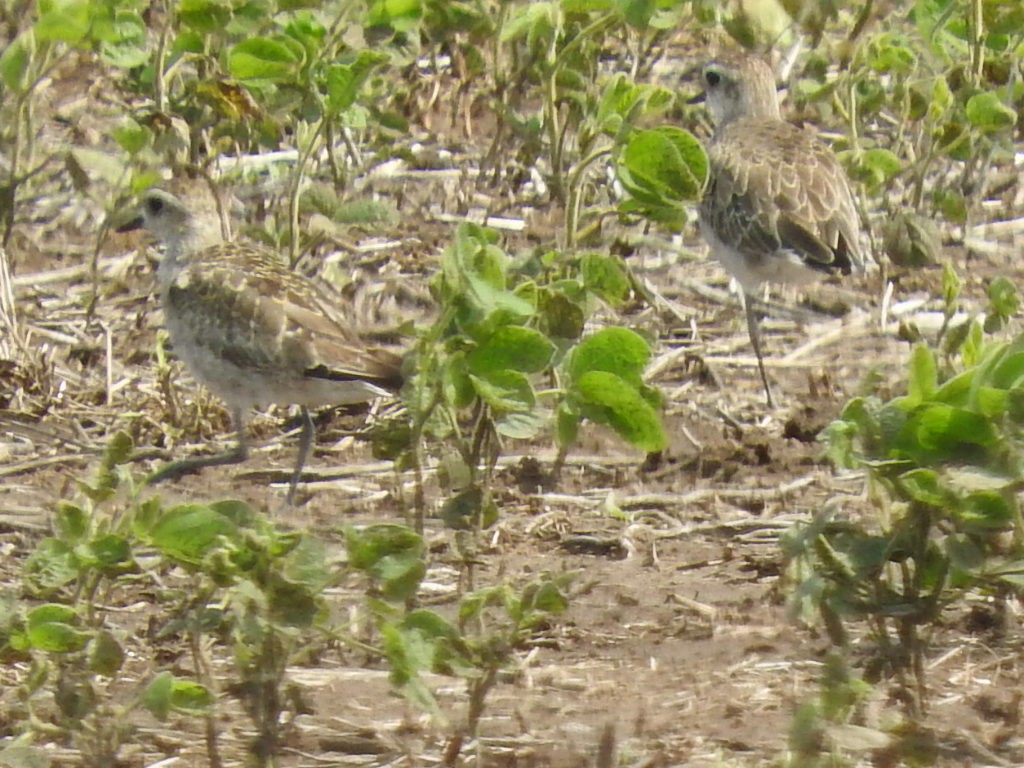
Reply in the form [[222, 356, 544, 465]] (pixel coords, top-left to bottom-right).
[[744, 293, 776, 408], [147, 406, 249, 486], [286, 406, 315, 506]]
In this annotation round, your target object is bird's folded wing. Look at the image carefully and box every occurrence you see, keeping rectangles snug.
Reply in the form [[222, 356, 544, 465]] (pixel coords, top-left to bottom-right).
[[169, 251, 402, 388], [706, 123, 863, 274]]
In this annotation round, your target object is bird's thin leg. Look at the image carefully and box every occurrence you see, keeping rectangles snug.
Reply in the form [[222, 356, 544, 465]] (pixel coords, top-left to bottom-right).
[[286, 407, 315, 506], [744, 293, 776, 408], [147, 407, 249, 486]]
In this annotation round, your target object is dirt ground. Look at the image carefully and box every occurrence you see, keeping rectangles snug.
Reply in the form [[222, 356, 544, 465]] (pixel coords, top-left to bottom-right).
[[3, 53, 1024, 768]]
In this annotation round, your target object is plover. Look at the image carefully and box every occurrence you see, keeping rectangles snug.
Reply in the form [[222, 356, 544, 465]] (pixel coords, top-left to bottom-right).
[[118, 188, 404, 503], [698, 53, 866, 406]]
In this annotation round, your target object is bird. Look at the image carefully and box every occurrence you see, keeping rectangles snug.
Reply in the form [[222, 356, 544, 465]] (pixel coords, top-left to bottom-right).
[[117, 187, 404, 504], [697, 53, 867, 407]]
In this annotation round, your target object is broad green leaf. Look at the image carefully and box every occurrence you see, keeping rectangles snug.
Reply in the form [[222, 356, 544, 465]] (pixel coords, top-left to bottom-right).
[[469, 369, 535, 412], [36, 0, 91, 44], [495, 409, 545, 440], [0, 32, 32, 92], [85, 534, 133, 572], [857, 148, 902, 188], [144, 504, 241, 565], [467, 326, 555, 375], [142, 672, 174, 720], [466, 274, 534, 319], [896, 469, 945, 506], [54, 503, 88, 543], [569, 327, 651, 387], [346, 524, 425, 600], [440, 485, 483, 531], [26, 605, 88, 653], [228, 37, 302, 81], [957, 492, 1014, 532], [988, 277, 1019, 319], [99, 11, 149, 68], [581, 253, 630, 306], [524, 580, 569, 615], [368, 0, 423, 32], [167, 679, 214, 714], [965, 92, 1017, 132], [574, 371, 666, 452], [324, 51, 389, 112], [540, 291, 585, 339], [616, 126, 707, 205], [910, 404, 996, 452], [87, 630, 125, 676], [24, 539, 80, 591], [177, 0, 233, 32], [113, 119, 152, 155]]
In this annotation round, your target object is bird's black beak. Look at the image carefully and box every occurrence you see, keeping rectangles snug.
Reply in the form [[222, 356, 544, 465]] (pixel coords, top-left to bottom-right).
[[114, 210, 144, 233], [116, 215, 144, 233], [687, 91, 706, 105]]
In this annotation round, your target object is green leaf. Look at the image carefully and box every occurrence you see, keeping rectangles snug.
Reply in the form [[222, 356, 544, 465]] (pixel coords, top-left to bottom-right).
[[142, 671, 174, 721], [112, 119, 152, 155], [99, 11, 149, 68], [856, 148, 902, 188], [906, 344, 936, 404], [346, 524, 425, 601], [556, 402, 580, 448], [988, 276, 1019, 319], [440, 486, 482, 531], [143, 504, 241, 565], [467, 326, 555, 375], [24, 539, 80, 591], [616, 126, 707, 205], [469, 369, 535, 412], [177, 0, 232, 33], [368, 0, 423, 32], [574, 371, 666, 452], [909, 404, 996, 452], [958, 492, 1014, 532], [35, 0, 91, 44], [228, 37, 302, 81], [85, 534, 133, 572], [540, 291, 586, 339], [965, 92, 1017, 132], [896, 469, 945, 506], [25, 605, 89, 653], [54, 503, 88, 543], [495, 409, 545, 440], [569, 327, 651, 387], [0, 32, 32, 92], [167, 679, 214, 714], [87, 630, 125, 676], [581, 253, 631, 306], [324, 51, 389, 113], [466, 274, 535, 319]]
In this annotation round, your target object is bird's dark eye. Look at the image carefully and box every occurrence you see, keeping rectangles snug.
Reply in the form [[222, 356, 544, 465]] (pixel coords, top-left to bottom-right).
[[146, 196, 164, 215], [705, 70, 721, 87]]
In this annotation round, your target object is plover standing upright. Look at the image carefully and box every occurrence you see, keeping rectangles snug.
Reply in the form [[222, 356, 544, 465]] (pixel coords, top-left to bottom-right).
[[698, 53, 867, 406], [119, 188, 404, 504]]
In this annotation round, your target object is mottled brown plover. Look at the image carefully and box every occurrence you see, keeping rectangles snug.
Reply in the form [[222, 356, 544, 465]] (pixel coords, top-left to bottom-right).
[[119, 188, 403, 503], [698, 53, 867, 406]]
